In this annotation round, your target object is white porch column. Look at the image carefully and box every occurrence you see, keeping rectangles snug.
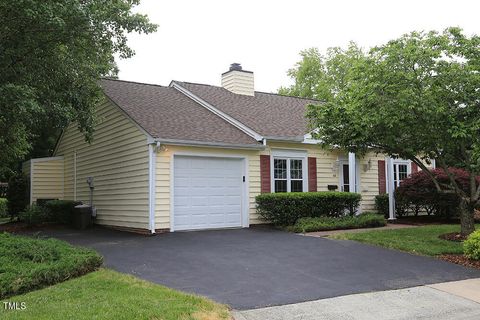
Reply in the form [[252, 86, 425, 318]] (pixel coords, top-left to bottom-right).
[[348, 152, 356, 193], [387, 156, 396, 221], [348, 152, 362, 214]]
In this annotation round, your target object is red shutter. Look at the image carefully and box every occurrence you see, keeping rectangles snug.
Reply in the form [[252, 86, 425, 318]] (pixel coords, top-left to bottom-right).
[[260, 155, 271, 193], [411, 162, 418, 173], [308, 157, 317, 192], [378, 160, 386, 194]]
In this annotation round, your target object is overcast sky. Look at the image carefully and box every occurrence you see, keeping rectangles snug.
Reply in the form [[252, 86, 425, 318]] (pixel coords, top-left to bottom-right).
[[116, 0, 479, 93]]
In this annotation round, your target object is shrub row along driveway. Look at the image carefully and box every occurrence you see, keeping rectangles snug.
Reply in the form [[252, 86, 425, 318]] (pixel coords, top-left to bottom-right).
[[29, 226, 480, 310]]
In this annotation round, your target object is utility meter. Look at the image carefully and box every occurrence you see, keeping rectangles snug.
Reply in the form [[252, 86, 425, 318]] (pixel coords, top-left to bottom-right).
[[86, 177, 94, 189]]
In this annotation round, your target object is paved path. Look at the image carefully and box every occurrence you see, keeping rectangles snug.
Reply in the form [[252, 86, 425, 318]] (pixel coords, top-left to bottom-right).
[[234, 278, 480, 320], [28, 226, 480, 310]]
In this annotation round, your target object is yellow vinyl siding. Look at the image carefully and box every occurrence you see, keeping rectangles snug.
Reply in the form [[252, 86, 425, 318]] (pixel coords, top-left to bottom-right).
[[153, 141, 386, 230], [31, 159, 64, 203], [358, 153, 384, 211], [263, 143, 386, 212], [54, 98, 150, 230]]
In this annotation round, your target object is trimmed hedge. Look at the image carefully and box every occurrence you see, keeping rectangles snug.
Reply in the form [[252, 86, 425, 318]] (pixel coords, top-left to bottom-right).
[[44, 200, 82, 224], [464, 230, 480, 260], [288, 213, 386, 233], [19, 205, 50, 225], [18, 200, 83, 225], [0, 198, 7, 217], [0, 233, 103, 298], [256, 192, 361, 225], [375, 194, 389, 218]]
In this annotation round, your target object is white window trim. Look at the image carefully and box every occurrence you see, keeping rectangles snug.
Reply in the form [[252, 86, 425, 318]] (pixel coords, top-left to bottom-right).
[[270, 149, 308, 193], [385, 158, 412, 190]]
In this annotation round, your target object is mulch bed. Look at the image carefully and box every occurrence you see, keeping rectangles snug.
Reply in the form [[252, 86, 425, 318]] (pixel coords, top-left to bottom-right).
[[0, 221, 62, 233], [439, 232, 468, 242], [439, 254, 480, 270]]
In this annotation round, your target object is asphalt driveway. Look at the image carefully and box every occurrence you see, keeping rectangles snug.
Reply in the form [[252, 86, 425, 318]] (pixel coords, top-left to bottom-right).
[[32, 226, 480, 310]]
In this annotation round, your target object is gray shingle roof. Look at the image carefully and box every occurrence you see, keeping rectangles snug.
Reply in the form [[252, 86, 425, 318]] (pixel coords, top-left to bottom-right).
[[175, 81, 319, 140], [100, 78, 320, 147], [100, 79, 260, 146]]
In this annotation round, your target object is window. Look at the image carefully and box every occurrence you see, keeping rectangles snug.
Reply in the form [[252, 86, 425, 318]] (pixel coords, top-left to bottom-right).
[[393, 163, 409, 188], [273, 158, 304, 192]]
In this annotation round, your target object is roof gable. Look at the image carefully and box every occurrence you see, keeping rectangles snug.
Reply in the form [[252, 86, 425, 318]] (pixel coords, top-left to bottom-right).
[[100, 79, 260, 147]]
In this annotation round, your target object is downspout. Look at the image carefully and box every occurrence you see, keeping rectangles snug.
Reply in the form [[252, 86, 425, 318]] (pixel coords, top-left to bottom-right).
[[29, 161, 33, 205], [73, 151, 77, 201], [148, 142, 158, 234]]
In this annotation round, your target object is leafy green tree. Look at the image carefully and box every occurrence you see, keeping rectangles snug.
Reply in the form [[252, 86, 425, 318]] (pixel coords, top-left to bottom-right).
[[0, 0, 157, 177], [278, 43, 365, 101], [284, 28, 480, 236]]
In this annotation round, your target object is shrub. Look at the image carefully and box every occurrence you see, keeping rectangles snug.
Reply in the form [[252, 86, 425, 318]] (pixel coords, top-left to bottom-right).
[[0, 198, 7, 218], [375, 194, 389, 218], [0, 233, 103, 298], [44, 200, 82, 224], [395, 168, 466, 218], [256, 192, 361, 225], [6, 173, 29, 219], [19, 204, 51, 225], [464, 230, 480, 260], [0, 182, 7, 198], [289, 213, 386, 233]]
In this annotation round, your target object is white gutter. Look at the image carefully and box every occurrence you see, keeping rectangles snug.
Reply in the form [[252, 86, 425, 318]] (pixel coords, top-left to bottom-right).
[[148, 143, 157, 234], [170, 82, 264, 142], [157, 138, 265, 150]]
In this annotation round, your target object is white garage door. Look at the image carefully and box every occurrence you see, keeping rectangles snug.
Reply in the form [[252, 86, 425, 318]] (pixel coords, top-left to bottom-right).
[[173, 156, 244, 231]]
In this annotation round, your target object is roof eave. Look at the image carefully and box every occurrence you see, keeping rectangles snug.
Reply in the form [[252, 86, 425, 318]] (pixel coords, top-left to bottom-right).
[[156, 138, 266, 150]]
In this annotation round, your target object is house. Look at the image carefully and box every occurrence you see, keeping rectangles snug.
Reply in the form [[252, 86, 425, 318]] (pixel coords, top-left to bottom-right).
[[23, 63, 426, 233]]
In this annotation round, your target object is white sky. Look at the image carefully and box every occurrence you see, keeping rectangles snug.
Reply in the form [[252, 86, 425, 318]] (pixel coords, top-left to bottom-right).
[[117, 0, 479, 93]]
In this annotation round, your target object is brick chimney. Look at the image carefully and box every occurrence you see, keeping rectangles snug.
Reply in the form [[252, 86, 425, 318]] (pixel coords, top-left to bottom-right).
[[221, 63, 254, 96]]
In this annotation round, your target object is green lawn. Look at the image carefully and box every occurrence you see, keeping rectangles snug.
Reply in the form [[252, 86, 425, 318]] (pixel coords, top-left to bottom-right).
[[331, 224, 479, 256], [0, 268, 230, 320]]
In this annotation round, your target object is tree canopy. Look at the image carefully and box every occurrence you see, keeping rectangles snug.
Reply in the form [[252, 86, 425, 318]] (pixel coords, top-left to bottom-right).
[[0, 0, 157, 179], [282, 28, 480, 235]]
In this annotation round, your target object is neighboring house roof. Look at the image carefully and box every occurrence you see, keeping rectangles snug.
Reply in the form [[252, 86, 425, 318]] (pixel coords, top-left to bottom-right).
[[100, 79, 260, 147], [100, 78, 320, 147], [175, 81, 319, 141]]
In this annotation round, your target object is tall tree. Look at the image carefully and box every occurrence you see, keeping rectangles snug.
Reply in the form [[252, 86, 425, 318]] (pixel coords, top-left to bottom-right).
[[284, 28, 480, 236], [278, 43, 365, 101], [0, 0, 157, 177]]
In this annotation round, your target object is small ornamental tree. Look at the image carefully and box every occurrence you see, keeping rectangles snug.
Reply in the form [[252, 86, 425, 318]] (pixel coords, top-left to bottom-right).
[[395, 168, 475, 217], [287, 28, 480, 236]]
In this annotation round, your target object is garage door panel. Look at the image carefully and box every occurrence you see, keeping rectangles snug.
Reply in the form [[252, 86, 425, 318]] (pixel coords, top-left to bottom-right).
[[173, 156, 244, 231]]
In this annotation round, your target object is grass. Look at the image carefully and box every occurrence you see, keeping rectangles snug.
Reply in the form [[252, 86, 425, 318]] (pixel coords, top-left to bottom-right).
[[287, 213, 386, 233], [0, 268, 230, 320], [332, 224, 480, 256], [0, 233, 102, 298]]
